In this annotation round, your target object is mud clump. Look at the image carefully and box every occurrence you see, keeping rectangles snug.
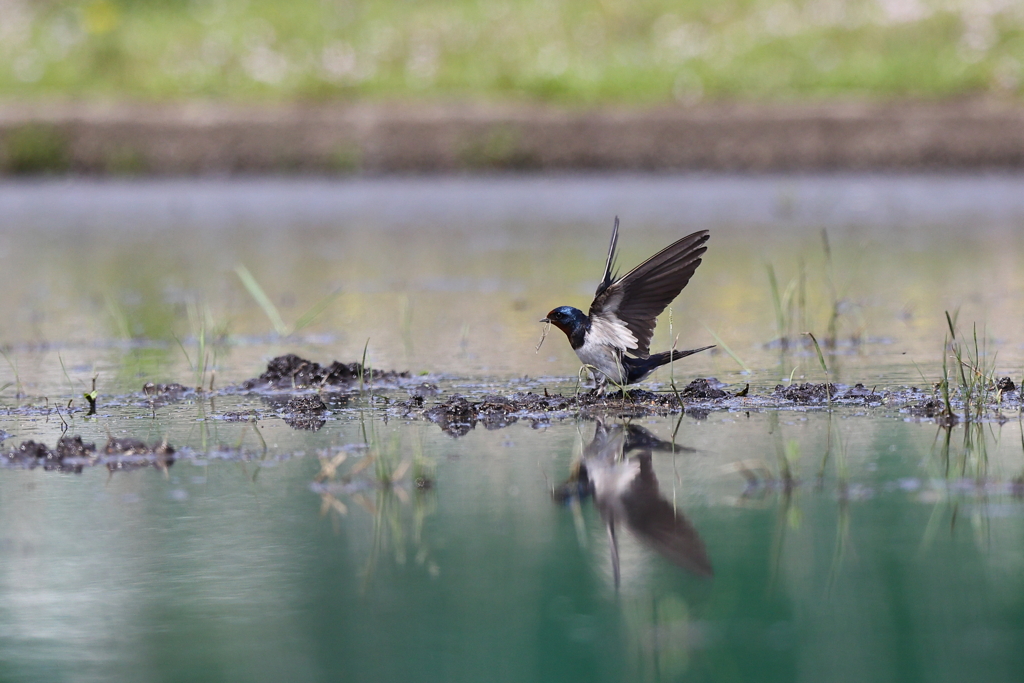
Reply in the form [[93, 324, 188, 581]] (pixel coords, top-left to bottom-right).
[[242, 354, 410, 391], [284, 394, 328, 431], [415, 386, 735, 437], [2, 436, 97, 473], [677, 378, 730, 400], [57, 435, 96, 459], [287, 394, 327, 413], [144, 382, 189, 397], [424, 395, 478, 437], [419, 390, 588, 436], [104, 437, 176, 472], [259, 392, 348, 411], [407, 383, 440, 398], [215, 410, 259, 422], [141, 382, 193, 406], [772, 382, 891, 405], [772, 383, 839, 404], [909, 398, 954, 421], [843, 383, 884, 402], [477, 395, 520, 430], [587, 388, 680, 412], [997, 377, 1016, 394], [8, 440, 50, 462], [500, 391, 576, 412]]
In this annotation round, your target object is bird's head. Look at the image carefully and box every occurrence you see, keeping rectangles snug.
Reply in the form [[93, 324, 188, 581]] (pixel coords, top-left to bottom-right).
[[541, 306, 588, 337]]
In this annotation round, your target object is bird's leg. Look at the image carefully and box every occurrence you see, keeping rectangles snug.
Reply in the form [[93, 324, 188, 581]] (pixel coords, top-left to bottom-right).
[[594, 374, 607, 397]]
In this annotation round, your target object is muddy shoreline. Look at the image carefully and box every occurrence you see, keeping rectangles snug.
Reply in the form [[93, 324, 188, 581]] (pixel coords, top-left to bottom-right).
[[5, 353, 1018, 436], [128, 356, 1024, 437], [2, 100, 1024, 175]]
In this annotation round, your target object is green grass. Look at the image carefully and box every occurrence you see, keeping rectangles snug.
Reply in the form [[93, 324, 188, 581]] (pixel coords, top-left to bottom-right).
[[940, 310, 998, 424], [234, 263, 339, 337], [1, 0, 1022, 103]]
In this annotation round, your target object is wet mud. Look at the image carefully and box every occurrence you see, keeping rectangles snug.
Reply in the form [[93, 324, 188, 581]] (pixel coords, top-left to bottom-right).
[[49, 355, 1019, 439], [283, 394, 329, 431], [403, 384, 733, 437], [396, 377, 1022, 437], [140, 382, 198, 407], [240, 354, 409, 391], [2, 435, 175, 474]]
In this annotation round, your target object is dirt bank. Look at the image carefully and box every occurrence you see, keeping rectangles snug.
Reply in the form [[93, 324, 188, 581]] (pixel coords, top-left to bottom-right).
[[2, 100, 1023, 174]]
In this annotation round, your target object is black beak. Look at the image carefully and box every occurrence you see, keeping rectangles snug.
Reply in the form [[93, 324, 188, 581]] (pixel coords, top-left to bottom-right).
[[539, 318, 550, 323]]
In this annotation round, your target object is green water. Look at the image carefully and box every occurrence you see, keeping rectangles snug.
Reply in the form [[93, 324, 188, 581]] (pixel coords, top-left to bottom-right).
[[2, 177, 1024, 682], [1, 413, 1022, 682]]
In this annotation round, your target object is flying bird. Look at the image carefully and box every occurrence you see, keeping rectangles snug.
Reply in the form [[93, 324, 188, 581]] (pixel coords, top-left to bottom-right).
[[541, 218, 712, 392]]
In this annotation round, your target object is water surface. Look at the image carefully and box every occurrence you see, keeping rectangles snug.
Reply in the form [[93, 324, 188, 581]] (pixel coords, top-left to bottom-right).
[[1, 175, 1023, 682]]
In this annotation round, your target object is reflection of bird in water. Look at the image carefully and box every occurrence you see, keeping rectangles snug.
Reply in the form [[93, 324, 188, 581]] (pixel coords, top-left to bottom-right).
[[554, 420, 712, 586]]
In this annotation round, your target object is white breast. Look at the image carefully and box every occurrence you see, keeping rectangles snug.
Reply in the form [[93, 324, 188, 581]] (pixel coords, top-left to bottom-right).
[[575, 334, 626, 384]]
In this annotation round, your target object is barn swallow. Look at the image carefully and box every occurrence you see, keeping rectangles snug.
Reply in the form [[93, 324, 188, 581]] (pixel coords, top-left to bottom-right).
[[541, 218, 712, 392]]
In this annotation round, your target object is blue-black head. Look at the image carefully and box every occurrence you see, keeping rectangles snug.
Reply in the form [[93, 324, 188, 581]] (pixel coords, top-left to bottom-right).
[[541, 306, 589, 348]]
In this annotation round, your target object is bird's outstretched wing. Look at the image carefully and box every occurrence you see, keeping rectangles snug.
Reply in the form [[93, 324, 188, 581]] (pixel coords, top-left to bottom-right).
[[590, 226, 710, 358], [597, 217, 621, 296]]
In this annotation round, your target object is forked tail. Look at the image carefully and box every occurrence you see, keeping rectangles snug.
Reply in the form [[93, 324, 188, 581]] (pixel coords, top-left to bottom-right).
[[622, 345, 714, 384]]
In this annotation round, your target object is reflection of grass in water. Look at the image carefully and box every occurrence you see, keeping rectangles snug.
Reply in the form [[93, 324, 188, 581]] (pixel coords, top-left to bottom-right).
[[623, 593, 695, 680], [316, 425, 438, 586], [753, 409, 852, 595], [920, 311, 1006, 550], [762, 411, 799, 593], [807, 331, 849, 490], [921, 420, 993, 554]]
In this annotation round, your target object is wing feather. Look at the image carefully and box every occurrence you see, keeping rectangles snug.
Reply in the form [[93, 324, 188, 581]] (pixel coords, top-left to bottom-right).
[[596, 217, 620, 299], [589, 229, 709, 358], [588, 312, 637, 351]]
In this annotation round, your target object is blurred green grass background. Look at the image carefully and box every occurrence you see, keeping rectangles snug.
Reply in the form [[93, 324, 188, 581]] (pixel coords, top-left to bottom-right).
[[1, 0, 1022, 103]]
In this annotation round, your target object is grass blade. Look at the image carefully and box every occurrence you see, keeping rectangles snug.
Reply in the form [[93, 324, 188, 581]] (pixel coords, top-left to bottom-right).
[[807, 331, 832, 406], [293, 288, 342, 335], [766, 263, 786, 344], [703, 324, 751, 374], [235, 264, 289, 336], [807, 332, 828, 376]]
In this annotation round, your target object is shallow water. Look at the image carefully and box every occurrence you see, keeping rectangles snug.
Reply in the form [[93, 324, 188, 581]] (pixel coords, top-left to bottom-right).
[[2, 176, 1024, 682]]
